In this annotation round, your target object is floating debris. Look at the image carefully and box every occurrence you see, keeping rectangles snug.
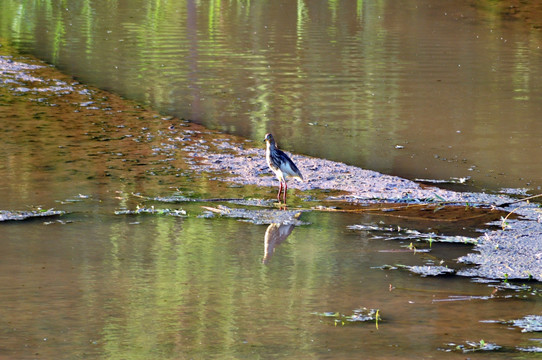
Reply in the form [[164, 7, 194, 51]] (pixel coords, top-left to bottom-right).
[[348, 308, 381, 323], [517, 346, 542, 353], [405, 265, 455, 277], [348, 224, 478, 244], [201, 205, 306, 225], [152, 195, 196, 203], [512, 315, 542, 333], [114, 207, 186, 217], [149, 194, 255, 204], [348, 224, 401, 232], [43, 219, 73, 225], [313, 307, 381, 327], [387, 264, 455, 277], [490, 281, 534, 292], [57, 194, 92, 204], [371, 264, 398, 271], [0, 209, 65, 222], [499, 187, 531, 196], [415, 177, 470, 184], [470, 277, 500, 284], [378, 248, 430, 253], [440, 340, 502, 353], [432, 295, 494, 303], [227, 198, 277, 207]]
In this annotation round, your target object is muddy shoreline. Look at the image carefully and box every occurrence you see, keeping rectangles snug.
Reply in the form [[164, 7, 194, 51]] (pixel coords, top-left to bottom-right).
[[1, 42, 541, 281], [179, 124, 542, 281]]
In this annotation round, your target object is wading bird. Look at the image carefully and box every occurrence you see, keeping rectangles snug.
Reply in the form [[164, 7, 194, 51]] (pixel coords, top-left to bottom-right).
[[264, 133, 303, 204]]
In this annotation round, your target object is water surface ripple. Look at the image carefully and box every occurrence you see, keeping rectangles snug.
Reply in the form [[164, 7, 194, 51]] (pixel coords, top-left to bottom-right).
[[1, 0, 542, 191], [1, 43, 542, 359]]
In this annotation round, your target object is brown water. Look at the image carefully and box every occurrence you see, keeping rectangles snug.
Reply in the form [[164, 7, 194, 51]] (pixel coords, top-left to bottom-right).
[[1, 1, 542, 359], [1, 0, 542, 193], [1, 49, 541, 359]]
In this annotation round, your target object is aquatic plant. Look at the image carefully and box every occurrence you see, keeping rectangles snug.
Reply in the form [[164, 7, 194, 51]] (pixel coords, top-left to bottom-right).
[[313, 307, 382, 329], [440, 339, 501, 353]]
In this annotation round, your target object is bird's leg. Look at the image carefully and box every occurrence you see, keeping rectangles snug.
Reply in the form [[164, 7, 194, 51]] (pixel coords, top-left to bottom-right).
[[277, 182, 283, 203], [283, 181, 288, 204]]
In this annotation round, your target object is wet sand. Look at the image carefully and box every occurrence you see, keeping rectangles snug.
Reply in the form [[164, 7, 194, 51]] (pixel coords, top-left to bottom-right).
[[177, 124, 542, 281], [1, 43, 541, 281]]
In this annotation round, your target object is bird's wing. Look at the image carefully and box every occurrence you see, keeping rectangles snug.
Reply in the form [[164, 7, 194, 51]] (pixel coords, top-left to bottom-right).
[[276, 149, 303, 180]]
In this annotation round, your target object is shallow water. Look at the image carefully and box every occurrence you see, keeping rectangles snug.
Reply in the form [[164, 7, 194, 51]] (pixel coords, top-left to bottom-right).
[[1, 1, 542, 358], [3, 209, 542, 359], [1, 0, 542, 192], [1, 58, 541, 358]]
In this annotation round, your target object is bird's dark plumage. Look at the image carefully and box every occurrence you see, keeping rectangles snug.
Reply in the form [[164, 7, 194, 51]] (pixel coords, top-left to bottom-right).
[[264, 133, 303, 204]]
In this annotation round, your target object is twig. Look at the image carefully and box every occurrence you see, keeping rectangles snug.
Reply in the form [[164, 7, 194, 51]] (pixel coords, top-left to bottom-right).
[[498, 193, 542, 207], [500, 202, 530, 230], [498, 193, 541, 230]]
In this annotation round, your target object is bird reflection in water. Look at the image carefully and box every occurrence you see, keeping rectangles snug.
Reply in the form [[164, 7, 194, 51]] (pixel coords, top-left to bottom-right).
[[262, 223, 295, 264]]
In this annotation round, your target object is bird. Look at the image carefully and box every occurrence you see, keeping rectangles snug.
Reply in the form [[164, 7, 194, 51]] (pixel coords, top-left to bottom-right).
[[263, 133, 303, 204]]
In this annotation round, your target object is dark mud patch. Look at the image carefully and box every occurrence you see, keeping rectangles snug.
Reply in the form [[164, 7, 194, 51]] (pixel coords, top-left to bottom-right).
[[318, 201, 510, 224]]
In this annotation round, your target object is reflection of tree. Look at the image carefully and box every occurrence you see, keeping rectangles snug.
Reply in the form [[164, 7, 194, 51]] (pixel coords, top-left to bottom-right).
[[186, 0, 202, 121], [262, 223, 295, 264]]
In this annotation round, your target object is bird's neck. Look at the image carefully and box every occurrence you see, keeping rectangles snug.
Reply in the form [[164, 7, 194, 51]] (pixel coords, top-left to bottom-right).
[[266, 141, 277, 151]]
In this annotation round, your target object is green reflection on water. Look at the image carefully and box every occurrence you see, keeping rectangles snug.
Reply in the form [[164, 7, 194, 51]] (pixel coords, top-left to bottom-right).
[[91, 213, 346, 358], [3, 0, 542, 191], [2, 34, 540, 359]]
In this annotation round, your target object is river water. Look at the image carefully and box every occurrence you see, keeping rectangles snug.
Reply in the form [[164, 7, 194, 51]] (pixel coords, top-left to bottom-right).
[[1, 0, 542, 359], [1, 0, 542, 192]]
